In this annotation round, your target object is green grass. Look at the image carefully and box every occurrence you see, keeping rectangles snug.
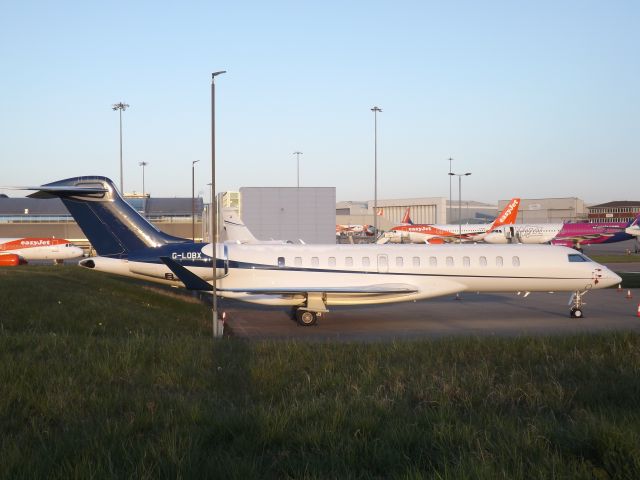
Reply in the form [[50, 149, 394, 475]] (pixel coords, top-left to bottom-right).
[[2, 266, 640, 478], [591, 254, 640, 264]]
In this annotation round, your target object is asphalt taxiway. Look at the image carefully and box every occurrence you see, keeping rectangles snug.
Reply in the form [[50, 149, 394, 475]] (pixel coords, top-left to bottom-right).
[[221, 287, 640, 341]]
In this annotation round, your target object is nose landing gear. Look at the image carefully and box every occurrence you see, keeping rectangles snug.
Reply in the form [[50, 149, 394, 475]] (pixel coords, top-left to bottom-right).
[[568, 290, 589, 318]]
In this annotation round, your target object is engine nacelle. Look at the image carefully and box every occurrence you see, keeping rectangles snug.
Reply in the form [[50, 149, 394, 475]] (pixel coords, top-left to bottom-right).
[[483, 231, 509, 244], [381, 231, 413, 244], [0, 254, 27, 266]]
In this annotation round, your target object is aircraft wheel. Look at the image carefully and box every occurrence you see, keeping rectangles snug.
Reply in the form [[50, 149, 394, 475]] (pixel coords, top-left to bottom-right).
[[570, 307, 583, 319], [296, 310, 317, 326]]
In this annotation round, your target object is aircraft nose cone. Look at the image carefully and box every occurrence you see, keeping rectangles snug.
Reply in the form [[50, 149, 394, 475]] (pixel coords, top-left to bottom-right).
[[602, 269, 622, 288]]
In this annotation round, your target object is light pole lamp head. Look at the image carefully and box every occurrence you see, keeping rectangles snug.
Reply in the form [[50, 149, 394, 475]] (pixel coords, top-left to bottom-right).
[[464, 172, 472, 176], [371, 106, 382, 113], [112, 102, 129, 111], [212, 71, 227, 80], [139, 161, 148, 167], [193, 159, 200, 166]]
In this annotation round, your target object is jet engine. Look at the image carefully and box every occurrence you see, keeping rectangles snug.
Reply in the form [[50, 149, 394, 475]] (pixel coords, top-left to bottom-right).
[[0, 254, 27, 266]]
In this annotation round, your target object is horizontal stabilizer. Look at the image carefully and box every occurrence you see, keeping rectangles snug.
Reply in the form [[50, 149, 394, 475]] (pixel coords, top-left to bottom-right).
[[159, 256, 213, 291], [19, 185, 109, 199]]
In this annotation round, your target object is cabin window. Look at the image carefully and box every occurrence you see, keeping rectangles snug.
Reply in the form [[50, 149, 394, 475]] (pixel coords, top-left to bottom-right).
[[362, 256, 370, 268], [396, 256, 404, 267], [496, 256, 503, 267], [328, 257, 336, 267], [294, 256, 302, 267], [512, 256, 520, 267], [412, 256, 420, 267], [446, 256, 454, 267], [429, 256, 437, 267], [568, 254, 590, 262], [463, 256, 470, 267], [277, 256, 285, 268], [311, 257, 319, 267], [479, 256, 487, 267], [345, 256, 353, 267]]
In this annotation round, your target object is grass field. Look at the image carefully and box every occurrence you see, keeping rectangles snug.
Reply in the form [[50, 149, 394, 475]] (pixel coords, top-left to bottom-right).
[[591, 254, 640, 264], [1, 266, 640, 479]]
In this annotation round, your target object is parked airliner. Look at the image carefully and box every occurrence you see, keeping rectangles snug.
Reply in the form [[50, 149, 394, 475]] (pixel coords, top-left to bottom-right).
[[551, 214, 640, 250], [15, 177, 620, 324], [0, 237, 84, 266], [482, 223, 564, 244], [380, 198, 521, 244], [484, 215, 640, 249]]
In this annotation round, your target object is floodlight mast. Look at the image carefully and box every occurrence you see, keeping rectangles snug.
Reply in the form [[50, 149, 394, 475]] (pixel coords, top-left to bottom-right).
[[112, 102, 130, 194], [371, 106, 382, 240], [449, 172, 472, 242]]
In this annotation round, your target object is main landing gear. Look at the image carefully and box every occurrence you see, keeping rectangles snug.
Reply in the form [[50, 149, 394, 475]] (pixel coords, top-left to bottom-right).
[[569, 290, 588, 318], [294, 309, 321, 326], [291, 293, 328, 326]]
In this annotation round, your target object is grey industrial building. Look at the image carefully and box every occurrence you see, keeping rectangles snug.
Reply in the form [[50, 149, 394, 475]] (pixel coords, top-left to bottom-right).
[[336, 198, 498, 230], [4, 188, 633, 253], [497, 197, 587, 223]]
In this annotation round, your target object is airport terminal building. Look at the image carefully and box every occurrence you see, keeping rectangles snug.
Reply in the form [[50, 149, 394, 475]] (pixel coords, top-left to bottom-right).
[[587, 201, 640, 223]]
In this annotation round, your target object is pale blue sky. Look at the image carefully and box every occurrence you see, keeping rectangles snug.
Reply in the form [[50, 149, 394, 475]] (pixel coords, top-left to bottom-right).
[[1, 0, 638, 203]]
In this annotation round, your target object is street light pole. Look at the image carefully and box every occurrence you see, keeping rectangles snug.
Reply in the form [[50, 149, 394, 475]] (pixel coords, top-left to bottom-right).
[[112, 102, 130, 193], [447, 157, 453, 222], [293, 151, 303, 188], [211, 70, 226, 339], [192, 160, 200, 241], [139, 161, 148, 198], [371, 106, 382, 239], [449, 172, 472, 242]]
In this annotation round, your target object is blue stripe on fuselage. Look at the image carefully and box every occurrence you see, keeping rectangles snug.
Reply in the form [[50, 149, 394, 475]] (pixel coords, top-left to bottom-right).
[[126, 245, 590, 281]]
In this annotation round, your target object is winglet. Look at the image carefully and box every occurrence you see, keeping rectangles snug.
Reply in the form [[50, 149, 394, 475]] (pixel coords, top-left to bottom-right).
[[487, 198, 520, 233], [401, 207, 413, 225], [159, 257, 213, 291]]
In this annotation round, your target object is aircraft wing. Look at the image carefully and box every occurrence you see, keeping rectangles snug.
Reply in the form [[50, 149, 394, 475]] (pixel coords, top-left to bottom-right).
[[160, 257, 214, 291], [221, 284, 419, 295], [558, 233, 616, 242], [160, 256, 418, 295]]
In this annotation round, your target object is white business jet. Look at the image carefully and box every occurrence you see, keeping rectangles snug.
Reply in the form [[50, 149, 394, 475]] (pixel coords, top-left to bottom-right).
[[13, 177, 621, 325]]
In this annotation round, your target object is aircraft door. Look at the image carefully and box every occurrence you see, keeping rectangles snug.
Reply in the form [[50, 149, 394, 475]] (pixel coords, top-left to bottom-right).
[[377, 254, 389, 273]]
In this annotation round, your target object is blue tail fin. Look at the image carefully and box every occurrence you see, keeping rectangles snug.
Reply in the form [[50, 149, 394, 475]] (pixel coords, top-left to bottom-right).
[[27, 176, 189, 258]]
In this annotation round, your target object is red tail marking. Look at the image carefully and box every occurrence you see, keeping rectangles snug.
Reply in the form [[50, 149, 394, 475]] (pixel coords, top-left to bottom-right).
[[401, 207, 413, 224]]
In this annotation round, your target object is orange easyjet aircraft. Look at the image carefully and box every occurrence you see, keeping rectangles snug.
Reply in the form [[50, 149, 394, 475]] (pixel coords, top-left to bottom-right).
[[380, 198, 521, 244], [0, 237, 84, 266]]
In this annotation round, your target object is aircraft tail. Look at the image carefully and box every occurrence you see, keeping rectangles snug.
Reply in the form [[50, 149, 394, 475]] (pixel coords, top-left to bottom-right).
[[401, 207, 413, 225], [24, 176, 189, 258], [486, 198, 520, 233], [221, 209, 259, 243]]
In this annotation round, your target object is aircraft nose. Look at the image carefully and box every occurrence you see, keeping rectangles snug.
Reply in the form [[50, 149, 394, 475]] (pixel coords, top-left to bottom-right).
[[601, 268, 622, 288]]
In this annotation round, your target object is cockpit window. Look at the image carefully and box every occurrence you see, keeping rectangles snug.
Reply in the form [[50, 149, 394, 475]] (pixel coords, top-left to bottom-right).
[[568, 254, 590, 262]]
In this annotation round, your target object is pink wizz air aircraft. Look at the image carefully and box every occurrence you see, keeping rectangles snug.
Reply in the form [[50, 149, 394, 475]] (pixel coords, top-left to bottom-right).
[[0, 237, 84, 266], [550, 214, 640, 250], [379, 198, 521, 244]]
